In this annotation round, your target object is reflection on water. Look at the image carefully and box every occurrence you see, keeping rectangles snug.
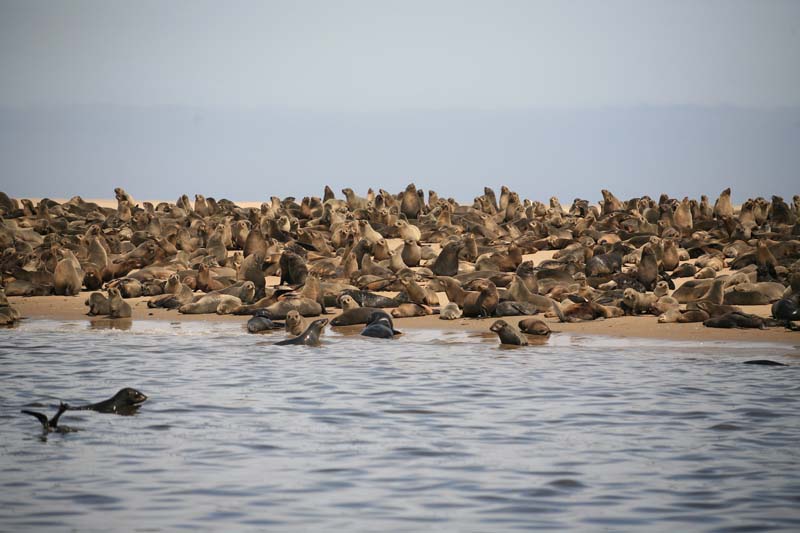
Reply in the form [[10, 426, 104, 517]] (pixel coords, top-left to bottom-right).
[[1, 320, 799, 531]]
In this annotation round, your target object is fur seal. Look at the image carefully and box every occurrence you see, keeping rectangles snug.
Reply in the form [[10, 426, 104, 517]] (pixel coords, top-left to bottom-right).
[[275, 318, 328, 346], [247, 310, 284, 333], [657, 308, 709, 323], [439, 302, 462, 320], [54, 256, 82, 296], [391, 303, 432, 318], [704, 312, 773, 329], [518, 318, 551, 336], [331, 307, 383, 326], [0, 288, 21, 325], [21, 402, 73, 433], [73, 388, 148, 415], [108, 287, 132, 319], [85, 292, 111, 316], [285, 310, 306, 336], [361, 312, 402, 338], [772, 297, 800, 322], [430, 241, 462, 277], [743, 360, 786, 366], [260, 297, 322, 319], [493, 301, 541, 317], [489, 319, 529, 346], [338, 294, 361, 311], [179, 294, 242, 315]]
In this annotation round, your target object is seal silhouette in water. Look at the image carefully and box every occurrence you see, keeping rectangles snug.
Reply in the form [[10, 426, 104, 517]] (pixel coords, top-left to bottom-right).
[[73, 388, 148, 415], [21, 402, 73, 433], [275, 318, 328, 346]]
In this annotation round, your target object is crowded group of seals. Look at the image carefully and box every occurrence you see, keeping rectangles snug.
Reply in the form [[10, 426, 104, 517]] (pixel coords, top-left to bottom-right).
[[1, 185, 799, 348]]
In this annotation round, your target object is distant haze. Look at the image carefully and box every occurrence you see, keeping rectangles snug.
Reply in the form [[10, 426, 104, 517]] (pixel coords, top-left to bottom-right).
[[1, 1, 798, 204]]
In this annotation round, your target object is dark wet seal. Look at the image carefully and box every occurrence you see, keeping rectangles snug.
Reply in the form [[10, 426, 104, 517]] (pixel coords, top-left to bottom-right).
[[742, 360, 787, 366], [21, 402, 75, 434], [72, 387, 148, 415], [274, 318, 328, 346], [709, 423, 742, 431]]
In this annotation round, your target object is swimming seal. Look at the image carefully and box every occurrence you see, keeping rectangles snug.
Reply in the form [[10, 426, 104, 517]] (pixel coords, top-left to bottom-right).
[[489, 319, 529, 346], [21, 402, 73, 433], [73, 388, 148, 415], [275, 318, 328, 346]]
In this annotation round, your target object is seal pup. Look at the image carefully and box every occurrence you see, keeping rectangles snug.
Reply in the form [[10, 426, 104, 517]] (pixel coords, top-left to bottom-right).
[[275, 318, 328, 346], [72, 388, 148, 415], [21, 402, 73, 433], [439, 302, 462, 320], [285, 310, 307, 336], [489, 319, 529, 346]]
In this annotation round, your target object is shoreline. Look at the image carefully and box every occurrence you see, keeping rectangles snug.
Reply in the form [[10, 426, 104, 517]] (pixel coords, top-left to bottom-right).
[[9, 294, 800, 348]]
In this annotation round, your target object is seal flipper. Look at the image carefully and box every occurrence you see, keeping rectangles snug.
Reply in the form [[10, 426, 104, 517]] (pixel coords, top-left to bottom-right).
[[551, 299, 568, 323], [50, 402, 70, 427], [21, 409, 49, 429]]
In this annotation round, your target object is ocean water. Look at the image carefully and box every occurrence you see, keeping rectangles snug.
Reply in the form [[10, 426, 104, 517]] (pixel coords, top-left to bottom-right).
[[1, 320, 799, 532]]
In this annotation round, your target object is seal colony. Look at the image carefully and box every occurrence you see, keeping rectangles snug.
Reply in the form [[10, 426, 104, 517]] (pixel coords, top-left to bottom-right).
[[1, 186, 799, 346]]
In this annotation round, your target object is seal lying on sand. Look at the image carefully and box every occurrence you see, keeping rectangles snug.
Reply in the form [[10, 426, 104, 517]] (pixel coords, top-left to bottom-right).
[[72, 388, 148, 415], [518, 318, 551, 336], [275, 318, 328, 346]]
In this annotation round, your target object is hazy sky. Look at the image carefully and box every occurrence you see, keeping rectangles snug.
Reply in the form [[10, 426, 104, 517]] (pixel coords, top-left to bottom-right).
[[0, 1, 798, 202]]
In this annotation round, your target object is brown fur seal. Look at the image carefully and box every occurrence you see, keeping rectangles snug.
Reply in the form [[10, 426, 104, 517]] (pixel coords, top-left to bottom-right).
[[518, 318, 551, 336], [623, 288, 658, 315], [331, 307, 383, 326], [261, 297, 322, 320], [338, 294, 360, 311], [704, 311, 773, 329], [0, 288, 20, 325], [179, 294, 242, 315], [54, 256, 82, 296], [279, 251, 308, 286], [401, 239, 422, 267], [108, 288, 132, 319], [285, 310, 306, 336], [430, 241, 462, 277], [489, 320, 528, 346], [657, 308, 709, 323], [391, 303, 432, 318], [85, 292, 112, 316]]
